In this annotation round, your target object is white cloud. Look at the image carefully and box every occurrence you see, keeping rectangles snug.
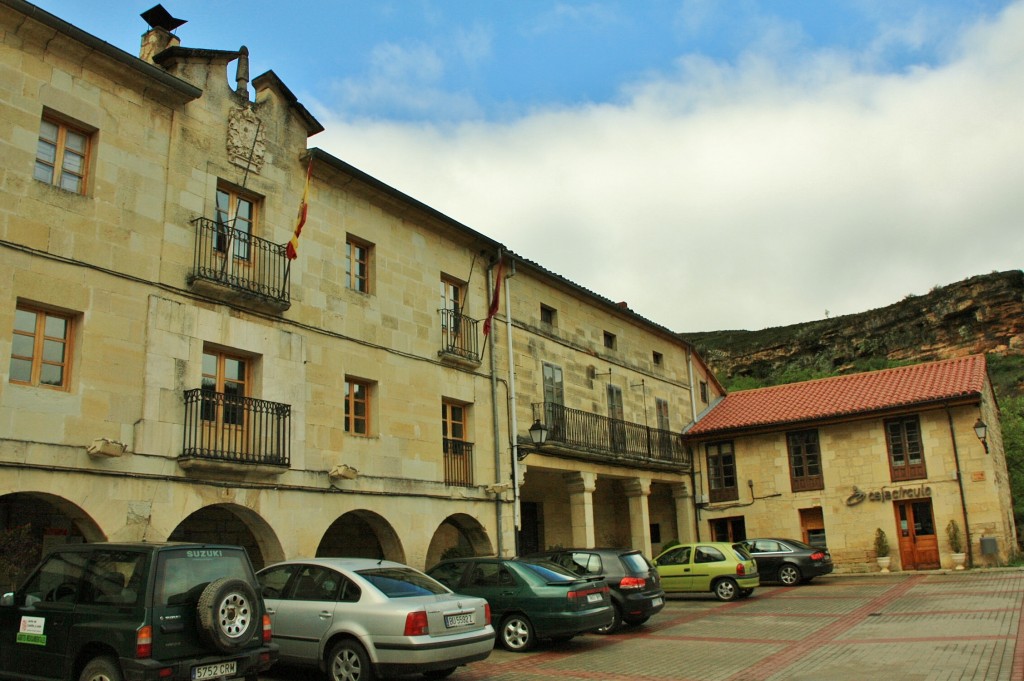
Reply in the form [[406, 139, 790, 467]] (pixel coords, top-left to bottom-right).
[[313, 2, 1024, 331]]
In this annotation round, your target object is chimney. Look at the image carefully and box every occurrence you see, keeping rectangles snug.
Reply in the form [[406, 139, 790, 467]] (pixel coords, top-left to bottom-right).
[[139, 5, 186, 63]]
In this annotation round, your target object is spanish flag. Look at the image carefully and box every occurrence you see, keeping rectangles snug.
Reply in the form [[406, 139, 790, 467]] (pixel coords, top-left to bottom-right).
[[286, 159, 312, 260], [483, 254, 505, 336]]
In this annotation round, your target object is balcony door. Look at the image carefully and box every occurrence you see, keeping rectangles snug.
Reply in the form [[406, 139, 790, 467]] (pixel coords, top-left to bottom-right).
[[607, 384, 625, 452], [542, 363, 565, 438], [202, 349, 249, 456]]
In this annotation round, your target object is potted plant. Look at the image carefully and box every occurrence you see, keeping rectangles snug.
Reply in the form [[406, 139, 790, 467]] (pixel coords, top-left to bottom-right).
[[947, 519, 966, 570], [874, 528, 891, 572]]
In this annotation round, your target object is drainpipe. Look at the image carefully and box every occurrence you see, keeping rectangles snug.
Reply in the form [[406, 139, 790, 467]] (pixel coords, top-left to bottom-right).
[[488, 260, 503, 557], [945, 405, 973, 567], [504, 260, 520, 555]]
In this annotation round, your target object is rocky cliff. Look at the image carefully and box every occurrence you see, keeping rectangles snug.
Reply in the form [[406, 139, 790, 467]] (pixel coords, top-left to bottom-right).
[[683, 270, 1024, 389]]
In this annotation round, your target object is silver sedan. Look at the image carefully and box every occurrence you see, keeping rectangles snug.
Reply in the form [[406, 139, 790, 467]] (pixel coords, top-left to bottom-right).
[[257, 557, 495, 681]]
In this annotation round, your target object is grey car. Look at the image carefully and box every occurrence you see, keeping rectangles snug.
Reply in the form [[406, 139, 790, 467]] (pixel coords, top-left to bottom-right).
[[257, 558, 494, 681]]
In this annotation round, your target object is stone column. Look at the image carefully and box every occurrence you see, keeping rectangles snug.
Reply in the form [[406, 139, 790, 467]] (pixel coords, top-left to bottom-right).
[[672, 482, 696, 543], [563, 471, 597, 548], [623, 477, 652, 556]]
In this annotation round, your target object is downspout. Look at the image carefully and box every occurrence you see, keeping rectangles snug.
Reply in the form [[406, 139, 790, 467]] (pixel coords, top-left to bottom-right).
[[488, 260, 503, 557], [686, 349, 701, 541], [505, 260, 520, 555], [945, 405, 973, 567]]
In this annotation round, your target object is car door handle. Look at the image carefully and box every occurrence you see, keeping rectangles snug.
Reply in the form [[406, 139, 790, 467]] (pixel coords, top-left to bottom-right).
[[500, 591, 515, 596], [319, 610, 333, 619], [265, 607, 276, 615]]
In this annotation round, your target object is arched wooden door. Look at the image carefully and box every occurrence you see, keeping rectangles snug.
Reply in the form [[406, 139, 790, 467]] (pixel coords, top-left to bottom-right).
[[895, 499, 940, 570]]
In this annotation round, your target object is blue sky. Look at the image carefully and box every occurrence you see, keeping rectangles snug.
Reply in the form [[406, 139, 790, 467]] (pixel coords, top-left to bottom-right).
[[34, 1, 1024, 331]]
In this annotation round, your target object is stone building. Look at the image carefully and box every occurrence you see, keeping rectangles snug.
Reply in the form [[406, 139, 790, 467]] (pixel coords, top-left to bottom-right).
[[685, 355, 1017, 572], [0, 0, 718, 584]]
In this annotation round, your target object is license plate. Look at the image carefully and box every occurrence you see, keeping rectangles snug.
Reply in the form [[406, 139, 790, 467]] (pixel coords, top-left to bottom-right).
[[445, 612, 475, 627], [192, 661, 237, 680], [586, 593, 603, 604], [651, 597, 664, 606]]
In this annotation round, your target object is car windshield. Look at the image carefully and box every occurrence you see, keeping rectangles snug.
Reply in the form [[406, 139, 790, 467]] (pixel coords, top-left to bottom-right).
[[519, 560, 580, 583], [731, 545, 754, 561], [358, 567, 449, 598], [155, 548, 251, 606], [783, 539, 816, 551]]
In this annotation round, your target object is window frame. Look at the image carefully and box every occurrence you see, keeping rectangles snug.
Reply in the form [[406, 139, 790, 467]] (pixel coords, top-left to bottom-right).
[[885, 415, 927, 481], [706, 440, 738, 502], [35, 114, 91, 195], [540, 304, 557, 327], [9, 303, 74, 390], [346, 236, 372, 293], [201, 347, 250, 428], [214, 184, 260, 261], [603, 331, 617, 350], [344, 378, 372, 436], [787, 429, 824, 492]]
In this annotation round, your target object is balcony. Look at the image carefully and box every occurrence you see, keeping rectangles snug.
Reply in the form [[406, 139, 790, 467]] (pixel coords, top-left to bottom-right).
[[438, 309, 481, 365], [443, 438, 474, 487], [181, 389, 291, 474], [188, 217, 291, 312], [530, 402, 690, 471]]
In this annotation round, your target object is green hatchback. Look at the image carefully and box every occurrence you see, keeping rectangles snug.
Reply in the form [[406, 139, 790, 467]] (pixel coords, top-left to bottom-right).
[[653, 542, 759, 601], [427, 557, 612, 652]]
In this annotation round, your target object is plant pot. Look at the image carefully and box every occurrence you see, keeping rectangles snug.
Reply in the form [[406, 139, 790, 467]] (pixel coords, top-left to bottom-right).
[[950, 552, 966, 570], [876, 556, 891, 573]]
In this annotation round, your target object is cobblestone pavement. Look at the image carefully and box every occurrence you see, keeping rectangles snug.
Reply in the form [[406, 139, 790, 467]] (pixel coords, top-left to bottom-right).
[[262, 570, 1024, 681]]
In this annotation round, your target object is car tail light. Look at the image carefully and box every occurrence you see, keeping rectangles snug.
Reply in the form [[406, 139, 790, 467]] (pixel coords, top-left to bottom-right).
[[485, 603, 491, 625], [262, 613, 273, 643], [404, 610, 429, 636], [619, 576, 646, 590], [810, 552, 826, 561], [736, 563, 746, 576], [135, 624, 152, 659]]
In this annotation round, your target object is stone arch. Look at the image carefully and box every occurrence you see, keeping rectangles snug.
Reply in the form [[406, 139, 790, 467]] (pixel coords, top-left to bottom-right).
[[425, 513, 494, 567], [316, 510, 405, 564], [167, 503, 283, 571], [0, 491, 106, 591]]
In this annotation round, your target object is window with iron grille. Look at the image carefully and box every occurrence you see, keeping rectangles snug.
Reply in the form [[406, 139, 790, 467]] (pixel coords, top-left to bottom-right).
[[788, 429, 824, 492], [706, 441, 738, 502], [10, 303, 74, 390], [885, 415, 926, 481], [35, 114, 91, 194], [344, 378, 372, 436]]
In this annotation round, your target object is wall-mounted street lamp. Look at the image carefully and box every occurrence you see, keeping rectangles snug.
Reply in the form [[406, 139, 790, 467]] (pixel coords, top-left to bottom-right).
[[974, 418, 989, 454], [517, 419, 549, 461]]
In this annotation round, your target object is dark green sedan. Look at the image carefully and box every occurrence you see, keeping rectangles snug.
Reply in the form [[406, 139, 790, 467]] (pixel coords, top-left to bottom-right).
[[427, 557, 612, 652]]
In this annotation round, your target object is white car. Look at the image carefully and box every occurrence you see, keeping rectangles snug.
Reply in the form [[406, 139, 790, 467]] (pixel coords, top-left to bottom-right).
[[257, 557, 494, 681]]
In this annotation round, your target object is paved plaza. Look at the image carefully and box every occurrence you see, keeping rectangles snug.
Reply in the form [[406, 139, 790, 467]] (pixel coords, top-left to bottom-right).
[[263, 570, 1024, 681]]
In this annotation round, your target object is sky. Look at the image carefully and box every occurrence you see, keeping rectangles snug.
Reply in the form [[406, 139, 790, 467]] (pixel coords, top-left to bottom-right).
[[33, 1, 1024, 332]]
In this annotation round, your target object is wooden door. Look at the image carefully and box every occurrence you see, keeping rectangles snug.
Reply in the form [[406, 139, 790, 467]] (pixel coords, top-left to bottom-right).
[[895, 499, 940, 569]]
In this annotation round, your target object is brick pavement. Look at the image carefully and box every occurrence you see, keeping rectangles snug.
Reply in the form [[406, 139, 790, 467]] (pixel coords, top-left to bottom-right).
[[447, 571, 1024, 681]]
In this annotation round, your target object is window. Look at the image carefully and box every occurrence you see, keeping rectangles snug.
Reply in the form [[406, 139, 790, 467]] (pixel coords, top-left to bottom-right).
[[540, 305, 557, 326], [214, 185, 258, 260], [201, 349, 249, 427], [346, 237, 371, 293], [344, 379, 371, 436], [35, 115, 90, 194], [709, 516, 746, 542], [653, 351, 663, 367], [442, 401, 467, 445], [542, 362, 565, 437], [700, 381, 709, 404], [607, 384, 625, 451], [655, 398, 670, 431], [788, 429, 824, 492], [885, 415, 926, 480], [442, 400, 472, 486], [706, 441, 738, 502], [10, 304, 73, 389], [440, 276, 463, 350], [603, 331, 617, 350]]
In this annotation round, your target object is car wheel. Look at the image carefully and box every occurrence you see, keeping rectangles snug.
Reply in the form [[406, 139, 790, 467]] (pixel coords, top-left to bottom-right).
[[499, 613, 536, 652], [778, 564, 802, 586], [196, 577, 259, 653], [328, 639, 375, 681], [595, 602, 622, 634], [713, 578, 739, 602], [423, 668, 456, 680], [80, 656, 124, 681]]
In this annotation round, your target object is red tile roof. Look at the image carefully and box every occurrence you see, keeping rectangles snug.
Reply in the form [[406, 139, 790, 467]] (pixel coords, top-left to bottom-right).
[[686, 355, 987, 437]]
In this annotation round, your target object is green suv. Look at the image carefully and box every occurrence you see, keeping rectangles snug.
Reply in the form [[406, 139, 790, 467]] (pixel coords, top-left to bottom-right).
[[0, 542, 277, 681]]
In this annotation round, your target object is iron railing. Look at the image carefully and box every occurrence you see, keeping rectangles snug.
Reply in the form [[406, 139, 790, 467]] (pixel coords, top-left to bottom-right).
[[442, 438, 474, 487], [532, 402, 690, 468], [189, 216, 291, 305], [182, 389, 291, 466], [439, 309, 481, 362]]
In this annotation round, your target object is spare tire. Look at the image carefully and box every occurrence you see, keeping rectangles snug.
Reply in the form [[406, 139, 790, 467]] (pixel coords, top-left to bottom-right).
[[197, 577, 259, 653]]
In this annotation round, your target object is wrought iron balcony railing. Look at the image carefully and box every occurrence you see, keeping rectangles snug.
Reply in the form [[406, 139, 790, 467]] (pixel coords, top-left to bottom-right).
[[438, 309, 481, 363], [189, 217, 291, 308], [442, 438, 474, 487], [532, 402, 690, 469], [182, 389, 291, 467]]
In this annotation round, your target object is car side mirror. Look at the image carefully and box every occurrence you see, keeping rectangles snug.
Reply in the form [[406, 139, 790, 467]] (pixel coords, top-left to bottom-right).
[[1, 592, 13, 607]]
